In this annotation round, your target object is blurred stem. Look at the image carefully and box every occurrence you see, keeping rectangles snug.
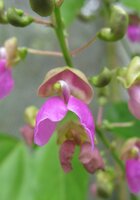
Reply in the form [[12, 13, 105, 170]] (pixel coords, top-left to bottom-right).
[[96, 126, 138, 200], [96, 126, 124, 171], [121, 39, 132, 59], [28, 48, 63, 57], [71, 34, 97, 56], [97, 106, 103, 126], [25, 13, 54, 27], [54, 7, 73, 67]]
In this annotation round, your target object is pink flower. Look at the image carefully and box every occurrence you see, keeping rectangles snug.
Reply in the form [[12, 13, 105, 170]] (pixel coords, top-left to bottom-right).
[[34, 95, 95, 149], [128, 84, 140, 119], [38, 67, 93, 104], [126, 159, 140, 194], [127, 25, 140, 42], [0, 58, 14, 99]]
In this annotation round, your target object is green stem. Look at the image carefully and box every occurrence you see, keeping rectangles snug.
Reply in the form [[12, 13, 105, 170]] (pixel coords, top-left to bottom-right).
[[96, 126, 138, 200], [96, 126, 124, 171], [54, 7, 73, 67]]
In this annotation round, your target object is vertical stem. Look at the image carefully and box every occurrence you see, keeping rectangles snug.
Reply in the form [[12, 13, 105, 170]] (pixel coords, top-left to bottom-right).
[[96, 126, 124, 171], [54, 7, 73, 67]]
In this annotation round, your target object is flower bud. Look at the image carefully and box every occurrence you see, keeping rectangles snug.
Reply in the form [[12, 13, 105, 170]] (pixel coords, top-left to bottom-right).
[[95, 167, 115, 198], [29, 0, 55, 17], [0, 0, 8, 24], [98, 5, 128, 41], [96, 183, 113, 199], [7, 8, 33, 27], [79, 142, 104, 174], [4, 37, 18, 66], [24, 106, 38, 127], [91, 67, 112, 87]]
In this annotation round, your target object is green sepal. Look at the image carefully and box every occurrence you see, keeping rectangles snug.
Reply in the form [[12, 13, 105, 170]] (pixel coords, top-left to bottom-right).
[[7, 8, 33, 27]]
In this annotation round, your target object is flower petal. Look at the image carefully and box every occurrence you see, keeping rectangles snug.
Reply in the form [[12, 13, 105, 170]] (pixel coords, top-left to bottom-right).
[[34, 96, 68, 146], [59, 140, 76, 173], [128, 98, 140, 119], [79, 142, 104, 173], [38, 67, 93, 104], [0, 59, 14, 99], [127, 25, 140, 42], [126, 159, 140, 194], [67, 96, 95, 149], [128, 85, 140, 104]]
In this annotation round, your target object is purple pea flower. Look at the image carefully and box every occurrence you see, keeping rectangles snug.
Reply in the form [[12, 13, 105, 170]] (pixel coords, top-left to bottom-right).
[[0, 50, 14, 99], [34, 94, 95, 149], [127, 25, 140, 42], [126, 159, 140, 194], [128, 84, 140, 119]]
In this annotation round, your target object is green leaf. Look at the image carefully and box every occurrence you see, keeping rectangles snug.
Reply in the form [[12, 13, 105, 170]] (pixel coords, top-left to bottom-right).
[[105, 102, 140, 139], [0, 143, 29, 200], [0, 134, 89, 200], [0, 134, 19, 164], [120, 0, 140, 12], [32, 135, 89, 200], [61, 0, 84, 25]]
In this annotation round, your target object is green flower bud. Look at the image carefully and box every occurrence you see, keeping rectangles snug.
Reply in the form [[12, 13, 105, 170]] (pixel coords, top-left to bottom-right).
[[24, 106, 38, 127], [96, 167, 115, 198], [98, 5, 128, 41], [29, 0, 55, 17], [91, 68, 112, 87], [117, 56, 140, 88], [7, 8, 33, 27], [0, 0, 8, 24], [96, 183, 113, 199]]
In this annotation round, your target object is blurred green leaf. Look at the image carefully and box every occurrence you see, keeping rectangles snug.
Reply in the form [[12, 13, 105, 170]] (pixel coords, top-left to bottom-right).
[[120, 0, 140, 12], [32, 135, 89, 200], [61, 0, 84, 25], [105, 102, 140, 138], [0, 143, 29, 200], [0, 134, 89, 200], [0, 134, 19, 164]]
